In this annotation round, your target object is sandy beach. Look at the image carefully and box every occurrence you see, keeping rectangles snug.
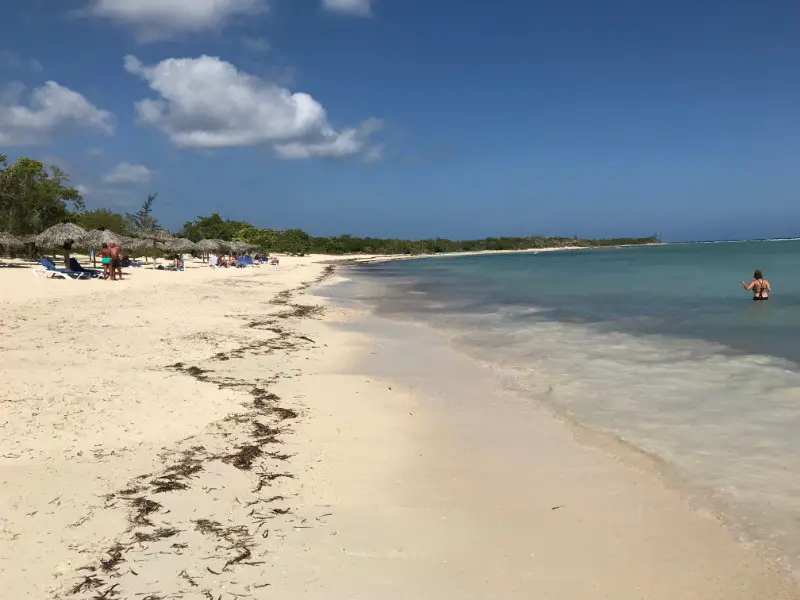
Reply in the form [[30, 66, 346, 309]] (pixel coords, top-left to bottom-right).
[[1, 255, 798, 599]]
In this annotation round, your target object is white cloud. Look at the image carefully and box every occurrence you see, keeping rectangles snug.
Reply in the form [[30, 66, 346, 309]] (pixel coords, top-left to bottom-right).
[[242, 36, 270, 53], [102, 162, 155, 184], [0, 51, 43, 72], [76, 184, 91, 196], [0, 82, 26, 105], [87, 146, 106, 157], [322, 0, 373, 17], [85, 0, 266, 41], [362, 144, 383, 164], [124, 54, 381, 160], [0, 81, 114, 146]]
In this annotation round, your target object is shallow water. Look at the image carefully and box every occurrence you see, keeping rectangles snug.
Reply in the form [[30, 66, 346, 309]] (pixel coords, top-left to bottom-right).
[[329, 241, 800, 575]]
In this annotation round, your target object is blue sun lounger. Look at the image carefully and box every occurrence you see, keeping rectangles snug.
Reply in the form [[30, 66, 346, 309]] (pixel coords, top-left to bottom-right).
[[68, 257, 103, 278], [36, 257, 90, 280]]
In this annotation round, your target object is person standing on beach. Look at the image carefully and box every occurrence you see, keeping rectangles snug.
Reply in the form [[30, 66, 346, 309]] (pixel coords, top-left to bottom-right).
[[100, 243, 114, 280], [109, 242, 122, 281], [741, 269, 771, 300]]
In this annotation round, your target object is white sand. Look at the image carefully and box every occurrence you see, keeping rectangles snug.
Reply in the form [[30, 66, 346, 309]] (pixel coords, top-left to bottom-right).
[[0, 255, 797, 599]]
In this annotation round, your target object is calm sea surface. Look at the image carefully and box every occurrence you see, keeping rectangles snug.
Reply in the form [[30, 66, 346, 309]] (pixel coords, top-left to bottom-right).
[[331, 241, 800, 575]]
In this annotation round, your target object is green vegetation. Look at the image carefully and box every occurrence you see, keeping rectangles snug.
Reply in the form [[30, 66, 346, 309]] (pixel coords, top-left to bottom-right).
[[74, 208, 133, 234], [0, 154, 84, 235], [1, 154, 659, 255]]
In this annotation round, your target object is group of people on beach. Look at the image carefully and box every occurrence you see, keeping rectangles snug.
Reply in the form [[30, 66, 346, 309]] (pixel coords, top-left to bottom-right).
[[99, 242, 123, 281]]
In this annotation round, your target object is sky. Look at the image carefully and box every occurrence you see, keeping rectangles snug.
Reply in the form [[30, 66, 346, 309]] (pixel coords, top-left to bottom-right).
[[1, 0, 799, 242]]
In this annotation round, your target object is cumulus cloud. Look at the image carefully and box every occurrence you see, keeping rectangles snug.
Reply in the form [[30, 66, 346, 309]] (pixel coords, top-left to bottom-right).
[[85, 0, 266, 41], [0, 51, 43, 72], [322, 0, 373, 17], [102, 162, 155, 184], [0, 81, 114, 145], [123, 54, 382, 160]]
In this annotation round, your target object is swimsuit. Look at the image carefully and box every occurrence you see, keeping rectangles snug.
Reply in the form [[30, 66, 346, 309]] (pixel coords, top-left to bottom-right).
[[753, 279, 768, 301], [102, 257, 112, 265]]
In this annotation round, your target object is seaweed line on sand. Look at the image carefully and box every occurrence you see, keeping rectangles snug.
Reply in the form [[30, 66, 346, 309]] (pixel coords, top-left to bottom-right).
[[62, 266, 336, 599]]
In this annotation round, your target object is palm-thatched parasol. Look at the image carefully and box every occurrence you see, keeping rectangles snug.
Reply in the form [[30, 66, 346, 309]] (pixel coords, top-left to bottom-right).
[[135, 228, 174, 243], [215, 239, 233, 253], [122, 236, 149, 253], [36, 223, 88, 247], [80, 229, 124, 265], [195, 239, 230, 261], [0, 232, 23, 248], [19, 234, 37, 244], [229, 241, 249, 254], [162, 237, 196, 254], [84, 229, 123, 248], [135, 228, 175, 267], [195, 239, 220, 252], [116, 236, 144, 257], [35, 223, 89, 266]]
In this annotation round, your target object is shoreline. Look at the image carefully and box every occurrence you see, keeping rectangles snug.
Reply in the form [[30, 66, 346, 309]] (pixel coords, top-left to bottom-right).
[[333, 242, 665, 264], [306, 285, 800, 597], [0, 256, 798, 598]]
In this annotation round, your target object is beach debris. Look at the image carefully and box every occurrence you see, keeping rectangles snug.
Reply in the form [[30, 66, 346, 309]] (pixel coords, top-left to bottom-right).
[[130, 497, 162, 527], [99, 544, 125, 572], [60, 269, 340, 599], [178, 569, 199, 587]]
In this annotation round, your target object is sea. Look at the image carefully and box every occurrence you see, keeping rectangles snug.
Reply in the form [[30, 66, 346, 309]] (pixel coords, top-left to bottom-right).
[[330, 240, 800, 575]]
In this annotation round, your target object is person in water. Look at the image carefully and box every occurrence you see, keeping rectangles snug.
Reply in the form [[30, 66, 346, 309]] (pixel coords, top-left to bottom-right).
[[741, 269, 771, 301]]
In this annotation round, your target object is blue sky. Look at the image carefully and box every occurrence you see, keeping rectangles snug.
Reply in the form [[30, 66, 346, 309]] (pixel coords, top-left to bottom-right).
[[1, 0, 799, 241]]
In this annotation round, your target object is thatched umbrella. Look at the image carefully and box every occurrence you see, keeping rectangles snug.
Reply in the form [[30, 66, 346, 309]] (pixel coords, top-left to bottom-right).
[[163, 237, 196, 254], [35, 223, 89, 266], [195, 238, 226, 261], [195, 239, 221, 252], [229, 241, 249, 254], [216, 239, 233, 253], [81, 229, 124, 266], [0, 232, 23, 248], [85, 229, 123, 247], [123, 237, 149, 253], [0, 232, 23, 262], [135, 228, 174, 267]]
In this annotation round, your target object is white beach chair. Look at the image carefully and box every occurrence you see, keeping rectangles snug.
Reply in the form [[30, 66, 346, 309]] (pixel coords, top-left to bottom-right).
[[32, 267, 82, 280]]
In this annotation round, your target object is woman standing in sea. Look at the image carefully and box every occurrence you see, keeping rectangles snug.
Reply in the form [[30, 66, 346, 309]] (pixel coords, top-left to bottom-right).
[[741, 269, 771, 300]]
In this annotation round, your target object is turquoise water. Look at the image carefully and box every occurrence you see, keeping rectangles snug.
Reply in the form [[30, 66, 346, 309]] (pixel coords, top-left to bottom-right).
[[335, 241, 800, 575]]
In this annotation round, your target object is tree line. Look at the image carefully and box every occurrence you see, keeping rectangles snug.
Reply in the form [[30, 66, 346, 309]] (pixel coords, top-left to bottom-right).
[[1, 154, 659, 256]]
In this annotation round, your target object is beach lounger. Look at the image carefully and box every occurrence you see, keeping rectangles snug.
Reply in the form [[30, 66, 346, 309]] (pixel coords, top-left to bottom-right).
[[242, 256, 260, 267], [35, 257, 89, 280], [68, 257, 103, 278], [237, 256, 257, 268]]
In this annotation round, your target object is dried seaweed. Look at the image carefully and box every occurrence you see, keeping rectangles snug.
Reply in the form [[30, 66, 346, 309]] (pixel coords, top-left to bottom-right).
[[130, 497, 162, 527]]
